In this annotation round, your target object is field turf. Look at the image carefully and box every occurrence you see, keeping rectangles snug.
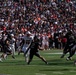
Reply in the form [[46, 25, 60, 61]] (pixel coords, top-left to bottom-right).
[[0, 49, 76, 75]]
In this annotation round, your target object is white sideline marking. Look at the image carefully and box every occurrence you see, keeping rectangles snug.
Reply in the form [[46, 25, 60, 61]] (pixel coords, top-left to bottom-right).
[[45, 52, 63, 54], [53, 72, 64, 74], [36, 73, 46, 75], [45, 52, 76, 55], [70, 70, 76, 72]]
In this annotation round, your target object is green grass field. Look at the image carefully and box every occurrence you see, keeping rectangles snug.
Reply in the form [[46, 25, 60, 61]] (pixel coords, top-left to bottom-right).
[[0, 49, 76, 75]]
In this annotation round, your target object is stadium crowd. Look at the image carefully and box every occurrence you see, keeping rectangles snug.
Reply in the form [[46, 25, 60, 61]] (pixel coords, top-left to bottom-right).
[[0, 0, 76, 52]]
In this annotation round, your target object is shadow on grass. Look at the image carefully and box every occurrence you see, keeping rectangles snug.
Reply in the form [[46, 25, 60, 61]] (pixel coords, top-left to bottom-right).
[[0, 60, 26, 66], [46, 59, 74, 66], [39, 68, 76, 71], [0, 58, 74, 67]]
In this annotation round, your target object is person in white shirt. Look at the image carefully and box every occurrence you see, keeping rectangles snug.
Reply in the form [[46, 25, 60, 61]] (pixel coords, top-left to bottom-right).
[[42, 33, 49, 50], [19, 31, 32, 62]]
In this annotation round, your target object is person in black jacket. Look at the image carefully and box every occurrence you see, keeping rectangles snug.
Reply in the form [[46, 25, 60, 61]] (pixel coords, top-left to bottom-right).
[[0, 34, 12, 61], [24, 35, 48, 65], [61, 30, 76, 60]]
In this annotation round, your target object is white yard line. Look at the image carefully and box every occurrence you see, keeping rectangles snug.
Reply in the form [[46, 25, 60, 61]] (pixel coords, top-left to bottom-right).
[[52, 72, 64, 74], [35, 73, 46, 75], [70, 70, 76, 73], [45, 52, 63, 54], [45, 52, 76, 55]]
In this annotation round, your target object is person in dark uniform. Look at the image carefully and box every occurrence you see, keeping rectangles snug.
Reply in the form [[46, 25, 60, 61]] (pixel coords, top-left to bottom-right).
[[24, 35, 48, 65], [0, 35, 12, 61], [0, 33, 16, 61], [61, 30, 76, 60], [66, 35, 76, 60]]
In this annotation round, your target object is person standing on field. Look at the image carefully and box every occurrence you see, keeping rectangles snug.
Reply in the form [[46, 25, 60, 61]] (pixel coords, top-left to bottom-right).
[[24, 35, 48, 65]]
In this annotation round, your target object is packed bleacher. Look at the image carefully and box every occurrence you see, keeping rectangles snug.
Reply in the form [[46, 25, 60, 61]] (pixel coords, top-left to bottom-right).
[[0, 0, 76, 50]]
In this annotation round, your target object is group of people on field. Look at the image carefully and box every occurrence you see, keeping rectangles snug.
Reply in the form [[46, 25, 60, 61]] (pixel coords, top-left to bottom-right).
[[0, 0, 76, 65], [0, 30, 48, 64], [0, 29, 76, 65]]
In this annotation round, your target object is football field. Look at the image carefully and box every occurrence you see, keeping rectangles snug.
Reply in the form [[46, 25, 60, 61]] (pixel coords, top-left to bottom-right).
[[0, 49, 76, 75]]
